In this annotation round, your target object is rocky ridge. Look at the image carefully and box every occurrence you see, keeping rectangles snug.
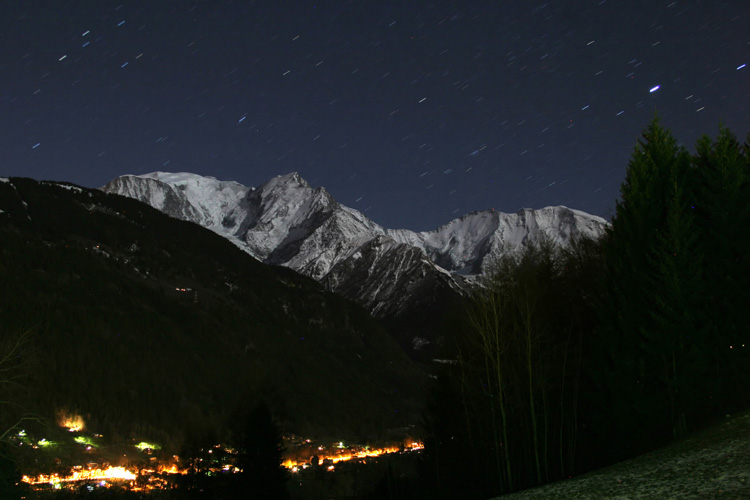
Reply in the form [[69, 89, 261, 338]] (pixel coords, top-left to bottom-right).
[[102, 172, 609, 318]]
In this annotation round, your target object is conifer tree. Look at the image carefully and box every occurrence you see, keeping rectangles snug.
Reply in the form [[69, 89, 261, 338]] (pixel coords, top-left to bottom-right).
[[591, 119, 750, 462], [645, 158, 704, 437], [592, 118, 689, 456], [229, 401, 289, 499], [692, 128, 750, 410]]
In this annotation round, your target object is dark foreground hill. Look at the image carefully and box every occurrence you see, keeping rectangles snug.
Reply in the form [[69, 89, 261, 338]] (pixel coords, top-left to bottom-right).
[[494, 409, 750, 499], [0, 177, 425, 449]]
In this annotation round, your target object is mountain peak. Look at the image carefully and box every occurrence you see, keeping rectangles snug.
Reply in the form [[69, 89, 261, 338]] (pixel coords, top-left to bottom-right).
[[136, 171, 217, 184], [103, 171, 251, 231], [265, 171, 308, 189], [102, 170, 609, 317]]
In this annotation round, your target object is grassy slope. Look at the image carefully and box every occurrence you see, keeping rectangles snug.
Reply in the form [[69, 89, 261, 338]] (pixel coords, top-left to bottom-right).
[[495, 409, 750, 499]]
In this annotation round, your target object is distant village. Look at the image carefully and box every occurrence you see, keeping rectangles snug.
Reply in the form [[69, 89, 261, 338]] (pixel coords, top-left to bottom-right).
[[15, 416, 422, 494]]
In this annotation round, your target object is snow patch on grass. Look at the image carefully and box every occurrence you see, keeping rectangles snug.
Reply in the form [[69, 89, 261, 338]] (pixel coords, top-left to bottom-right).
[[495, 409, 750, 499]]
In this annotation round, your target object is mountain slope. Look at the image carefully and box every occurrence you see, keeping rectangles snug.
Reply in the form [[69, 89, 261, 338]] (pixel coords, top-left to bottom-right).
[[389, 205, 608, 275], [0, 176, 425, 446], [102, 172, 609, 320]]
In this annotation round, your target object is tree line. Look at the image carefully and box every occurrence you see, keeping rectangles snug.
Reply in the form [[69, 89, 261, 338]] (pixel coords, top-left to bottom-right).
[[421, 119, 750, 498]]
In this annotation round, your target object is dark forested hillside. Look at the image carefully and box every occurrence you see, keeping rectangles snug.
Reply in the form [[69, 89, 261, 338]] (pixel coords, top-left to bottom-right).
[[0, 177, 425, 450]]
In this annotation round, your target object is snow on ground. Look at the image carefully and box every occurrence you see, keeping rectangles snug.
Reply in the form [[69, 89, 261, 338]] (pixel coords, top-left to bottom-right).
[[43, 181, 83, 193], [495, 409, 750, 499]]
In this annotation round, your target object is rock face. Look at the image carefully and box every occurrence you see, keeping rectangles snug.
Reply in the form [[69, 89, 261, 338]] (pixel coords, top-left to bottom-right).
[[102, 171, 609, 318]]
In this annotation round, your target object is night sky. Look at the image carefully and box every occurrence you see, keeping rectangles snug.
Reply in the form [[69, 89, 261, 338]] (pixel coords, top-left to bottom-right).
[[2, 2, 748, 230]]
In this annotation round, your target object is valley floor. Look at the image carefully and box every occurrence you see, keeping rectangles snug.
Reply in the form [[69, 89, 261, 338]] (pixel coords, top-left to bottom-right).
[[494, 409, 750, 500]]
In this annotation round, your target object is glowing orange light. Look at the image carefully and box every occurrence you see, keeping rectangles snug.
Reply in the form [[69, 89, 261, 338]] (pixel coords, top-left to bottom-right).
[[22, 466, 136, 486], [57, 410, 85, 432], [21, 431, 424, 493], [280, 441, 423, 469]]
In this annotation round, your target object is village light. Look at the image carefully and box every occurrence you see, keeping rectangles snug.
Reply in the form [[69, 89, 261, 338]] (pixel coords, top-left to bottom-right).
[[136, 441, 161, 451], [21, 424, 424, 492]]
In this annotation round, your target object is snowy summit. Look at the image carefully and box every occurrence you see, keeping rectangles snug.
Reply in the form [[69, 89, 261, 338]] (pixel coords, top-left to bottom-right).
[[103, 171, 609, 317]]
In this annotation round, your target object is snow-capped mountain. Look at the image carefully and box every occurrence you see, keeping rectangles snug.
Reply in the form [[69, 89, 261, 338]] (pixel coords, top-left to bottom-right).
[[102, 172, 608, 317], [105, 171, 252, 231]]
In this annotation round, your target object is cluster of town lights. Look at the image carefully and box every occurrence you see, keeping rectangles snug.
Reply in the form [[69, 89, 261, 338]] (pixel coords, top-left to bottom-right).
[[19, 413, 424, 491], [283, 441, 424, 471], [21, 439, 424, 491], [22, 466, 136, 488]]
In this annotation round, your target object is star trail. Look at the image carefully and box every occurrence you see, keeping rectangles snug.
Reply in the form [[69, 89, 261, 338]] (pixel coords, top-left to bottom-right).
[[1, 1, 748, 230]]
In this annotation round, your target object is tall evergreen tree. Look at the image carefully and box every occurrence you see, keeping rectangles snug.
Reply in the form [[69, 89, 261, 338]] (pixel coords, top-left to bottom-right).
[[692, 128, 750, 410], [645, 162, 705, 437], [591, 118, 691, 458], [229, 401, 289, 500], [589, 119, 750, 464]]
